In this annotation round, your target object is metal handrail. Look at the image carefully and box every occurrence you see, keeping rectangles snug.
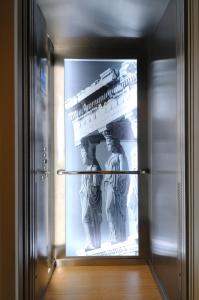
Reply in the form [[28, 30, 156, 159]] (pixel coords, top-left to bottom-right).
[[57, 169, 150, 175]]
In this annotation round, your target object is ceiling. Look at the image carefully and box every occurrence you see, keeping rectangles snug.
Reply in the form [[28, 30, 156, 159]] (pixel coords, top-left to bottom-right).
[[37, 0, 170, 50]]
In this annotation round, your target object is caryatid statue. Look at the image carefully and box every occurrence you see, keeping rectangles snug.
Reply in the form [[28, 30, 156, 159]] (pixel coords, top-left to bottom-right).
[[104, 130, 130, 244], [79, 137, 103, 251]]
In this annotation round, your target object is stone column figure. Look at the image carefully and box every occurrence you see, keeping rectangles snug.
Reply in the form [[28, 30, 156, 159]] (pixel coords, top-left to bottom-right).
[[104, 130, 130, 244], [79, 137, 103, 251]]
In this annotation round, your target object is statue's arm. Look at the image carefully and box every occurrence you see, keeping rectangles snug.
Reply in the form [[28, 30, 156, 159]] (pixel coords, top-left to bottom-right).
[[118, 154, 129, 192], [119, 154, 125, 171]]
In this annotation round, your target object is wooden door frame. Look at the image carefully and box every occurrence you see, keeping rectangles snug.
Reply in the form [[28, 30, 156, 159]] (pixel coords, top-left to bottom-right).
[[0, 1, 16, 300], [16, 0, 36, 299]]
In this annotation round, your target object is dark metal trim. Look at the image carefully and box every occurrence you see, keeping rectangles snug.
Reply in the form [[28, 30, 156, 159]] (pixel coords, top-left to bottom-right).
[[187, 0, 199, 299], [57, 169, 150, 175], [176, 0, 186, 299]]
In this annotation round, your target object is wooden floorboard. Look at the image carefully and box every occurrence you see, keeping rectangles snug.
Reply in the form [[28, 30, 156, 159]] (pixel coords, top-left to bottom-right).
[[45, 265, 162, 300]]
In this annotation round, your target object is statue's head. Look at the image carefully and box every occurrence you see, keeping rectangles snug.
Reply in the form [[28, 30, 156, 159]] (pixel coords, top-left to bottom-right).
[[103, 130, 120, 153], [80, 138, 96, 165], [80, 146, 88, 165]]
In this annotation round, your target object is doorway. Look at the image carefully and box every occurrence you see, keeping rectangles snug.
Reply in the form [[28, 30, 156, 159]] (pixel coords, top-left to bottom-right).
[[19, 0, 186, 299]]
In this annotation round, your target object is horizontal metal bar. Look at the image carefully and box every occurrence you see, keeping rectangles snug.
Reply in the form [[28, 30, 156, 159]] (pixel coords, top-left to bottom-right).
[[57, 169, 150, 175]]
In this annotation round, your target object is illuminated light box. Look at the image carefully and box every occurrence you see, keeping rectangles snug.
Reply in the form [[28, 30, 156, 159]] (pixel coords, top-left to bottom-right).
[[64, 59, 138, 256]]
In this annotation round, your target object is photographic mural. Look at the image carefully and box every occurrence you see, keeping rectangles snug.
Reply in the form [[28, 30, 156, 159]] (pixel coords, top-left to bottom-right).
[[64, 60, 138, 256]]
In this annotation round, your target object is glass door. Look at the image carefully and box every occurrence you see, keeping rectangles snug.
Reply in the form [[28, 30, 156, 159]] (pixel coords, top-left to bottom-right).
[[58, 59, 146, 257]]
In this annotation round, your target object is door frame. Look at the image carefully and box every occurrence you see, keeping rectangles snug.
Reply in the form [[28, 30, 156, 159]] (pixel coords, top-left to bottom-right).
[[16, 0, 37, 299], [16, 0, 199, 299]]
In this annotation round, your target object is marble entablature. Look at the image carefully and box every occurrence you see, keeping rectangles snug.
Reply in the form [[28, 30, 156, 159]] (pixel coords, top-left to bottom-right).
[[65, 62, 137, 146]]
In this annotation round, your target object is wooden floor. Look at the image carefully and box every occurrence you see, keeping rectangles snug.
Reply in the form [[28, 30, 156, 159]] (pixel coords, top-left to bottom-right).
[[45, 265, 162, 300]]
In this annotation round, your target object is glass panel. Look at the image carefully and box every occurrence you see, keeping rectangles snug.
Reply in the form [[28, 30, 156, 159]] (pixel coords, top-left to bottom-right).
[[64, 59, 138, 256], [66, 174, 138, 256]]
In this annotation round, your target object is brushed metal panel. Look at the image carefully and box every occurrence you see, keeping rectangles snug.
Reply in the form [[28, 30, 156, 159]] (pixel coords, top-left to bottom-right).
[[37, 0, 170, 45], [34, 5, 55, 299], [149, 0, 179, 299]]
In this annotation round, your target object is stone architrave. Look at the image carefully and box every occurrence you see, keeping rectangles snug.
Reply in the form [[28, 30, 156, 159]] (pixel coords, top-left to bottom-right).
[[79, 137, 103, 251], [103, 130, 130, 244]]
